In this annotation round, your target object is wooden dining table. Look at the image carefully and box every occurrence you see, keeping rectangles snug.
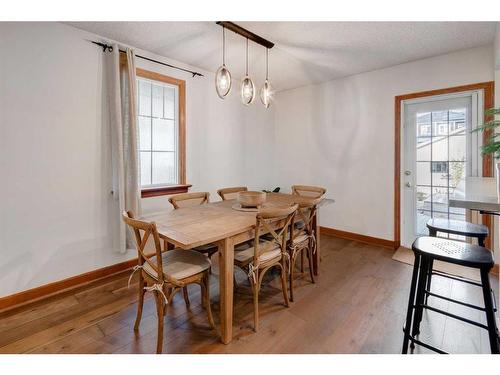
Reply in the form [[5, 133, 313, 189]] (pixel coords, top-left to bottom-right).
[[142, 192, 323, 344]]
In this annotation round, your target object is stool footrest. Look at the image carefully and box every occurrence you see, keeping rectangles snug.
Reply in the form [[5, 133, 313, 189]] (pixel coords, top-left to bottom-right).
[[421, 304, 489, 330], [425, 290, 486, 311], [431, 270, 483, 287], [408, 336, 448, 354]]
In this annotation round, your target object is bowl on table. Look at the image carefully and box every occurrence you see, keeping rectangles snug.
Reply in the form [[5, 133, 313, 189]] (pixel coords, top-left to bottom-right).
[[237, 191, 267, 208]]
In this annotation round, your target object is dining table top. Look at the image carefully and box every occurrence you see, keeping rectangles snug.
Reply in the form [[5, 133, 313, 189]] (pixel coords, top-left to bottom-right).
[[141, 192, 324, 249]]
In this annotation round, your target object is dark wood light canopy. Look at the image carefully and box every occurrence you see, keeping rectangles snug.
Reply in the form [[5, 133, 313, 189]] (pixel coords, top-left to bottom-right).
[[216, 21, 275, 49]]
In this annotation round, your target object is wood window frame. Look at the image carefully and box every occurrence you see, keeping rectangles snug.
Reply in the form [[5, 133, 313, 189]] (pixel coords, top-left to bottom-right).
[[394, 81, 495, 250], [135, 68, 189, 198]]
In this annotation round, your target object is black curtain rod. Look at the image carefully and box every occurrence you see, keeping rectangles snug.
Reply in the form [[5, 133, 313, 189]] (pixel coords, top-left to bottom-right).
[[91, 41, 204, 78]]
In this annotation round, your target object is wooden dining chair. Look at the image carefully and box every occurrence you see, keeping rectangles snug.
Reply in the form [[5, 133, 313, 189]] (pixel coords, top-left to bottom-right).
[[122, 211, 215, 354], [287, 198, 321, 301], [291, 185, 326, 272], [291, 185, 326, 198], [167, 192, 218, 261], [217, 186, 248, 200], [233, 204, 298, 331], [168, 191, 210, 209]]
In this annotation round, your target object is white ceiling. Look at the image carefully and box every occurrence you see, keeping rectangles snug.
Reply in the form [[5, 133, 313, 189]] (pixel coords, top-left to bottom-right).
[[66, 22, 496, 92]]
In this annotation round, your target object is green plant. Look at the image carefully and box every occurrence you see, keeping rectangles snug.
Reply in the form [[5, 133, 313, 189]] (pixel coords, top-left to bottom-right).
[[450, 158, 465, 192], [473, 107, 500, 159]]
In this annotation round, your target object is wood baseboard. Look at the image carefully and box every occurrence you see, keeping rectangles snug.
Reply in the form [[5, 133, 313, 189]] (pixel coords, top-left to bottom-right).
[[320, 226, 397, 250], [492, 264, 499, 276], [0, 258, 137, 312]]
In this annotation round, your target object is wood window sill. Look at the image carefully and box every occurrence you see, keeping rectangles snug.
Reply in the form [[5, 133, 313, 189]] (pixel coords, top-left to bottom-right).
[[141, 184, 192, 198]]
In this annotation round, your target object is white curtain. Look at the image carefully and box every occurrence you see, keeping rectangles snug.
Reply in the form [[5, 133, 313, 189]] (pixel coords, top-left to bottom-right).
[[106, 45, 141, 253]]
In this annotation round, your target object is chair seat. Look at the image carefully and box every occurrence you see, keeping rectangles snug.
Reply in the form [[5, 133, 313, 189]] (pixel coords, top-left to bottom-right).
[[143, 249, 211, 280], [291, 230, 309, 246], [234, 241, 281, 264], [412, 236, 494, 269], [426, 218, 488, 237]]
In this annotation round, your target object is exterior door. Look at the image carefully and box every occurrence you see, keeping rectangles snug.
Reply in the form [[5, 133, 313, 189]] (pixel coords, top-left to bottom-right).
[[401, 92, 481, 248]]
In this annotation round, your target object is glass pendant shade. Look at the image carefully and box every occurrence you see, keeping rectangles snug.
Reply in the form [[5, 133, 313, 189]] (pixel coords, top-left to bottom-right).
[[215, 65, 232, 99], [260, 79, 273, 108], [240, 76, 255, 105]]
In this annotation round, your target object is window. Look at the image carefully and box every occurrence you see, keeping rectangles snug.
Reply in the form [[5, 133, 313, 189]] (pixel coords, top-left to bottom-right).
[[431, 161, 448, 173], [135, 69, 188, 197]]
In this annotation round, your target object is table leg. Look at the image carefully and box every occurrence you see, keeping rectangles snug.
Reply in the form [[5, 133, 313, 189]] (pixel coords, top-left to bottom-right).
[[218, 237, 234, 344], [313, 210, 320, 276]]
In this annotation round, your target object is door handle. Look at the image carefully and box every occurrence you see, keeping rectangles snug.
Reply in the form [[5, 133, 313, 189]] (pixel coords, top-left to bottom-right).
[[405, 170, 412, 176]]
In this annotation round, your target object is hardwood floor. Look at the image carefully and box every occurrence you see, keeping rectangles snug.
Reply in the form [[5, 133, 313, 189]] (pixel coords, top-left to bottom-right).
[[0, 235, 497, 354]]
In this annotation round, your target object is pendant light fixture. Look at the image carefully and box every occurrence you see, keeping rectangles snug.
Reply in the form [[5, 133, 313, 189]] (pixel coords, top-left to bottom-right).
[[215, 22, 274, 106], [260, 48, 273, 108], [240, 38, 255, 105], [215, 26, 232, 99]]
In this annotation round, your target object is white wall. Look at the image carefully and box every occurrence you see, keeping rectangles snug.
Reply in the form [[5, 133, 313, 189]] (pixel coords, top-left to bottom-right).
[[272, 45, 494, 241], [0, 22, 274, 297]]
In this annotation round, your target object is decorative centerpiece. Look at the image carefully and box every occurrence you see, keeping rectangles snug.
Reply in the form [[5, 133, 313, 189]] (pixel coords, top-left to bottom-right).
[[238, 191, 267, 208]]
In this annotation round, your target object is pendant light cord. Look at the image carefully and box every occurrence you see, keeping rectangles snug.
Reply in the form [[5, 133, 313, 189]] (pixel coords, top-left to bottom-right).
[[266, 48, 269, 80], [222, 27, 225, 65], [246, 38, 249, 76]]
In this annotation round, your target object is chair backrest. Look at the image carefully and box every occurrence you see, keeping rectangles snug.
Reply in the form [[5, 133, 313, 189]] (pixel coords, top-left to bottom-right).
[[254, 204, 298, 264], [122, 211, 166, 283], [291, 185, 326, 199], [217, 186, 248, 201], [290, 198, 321, 241], [168, 192, 210, 209]]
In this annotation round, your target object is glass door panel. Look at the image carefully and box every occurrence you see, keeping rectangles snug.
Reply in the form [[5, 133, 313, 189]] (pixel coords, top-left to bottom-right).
[[403, 94, 475, 246]]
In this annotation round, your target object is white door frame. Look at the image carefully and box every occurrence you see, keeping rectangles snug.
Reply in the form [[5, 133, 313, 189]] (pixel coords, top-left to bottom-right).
[[400, 90, 484, 248]]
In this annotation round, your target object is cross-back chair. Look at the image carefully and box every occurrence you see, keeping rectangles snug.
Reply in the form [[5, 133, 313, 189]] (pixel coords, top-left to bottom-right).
[[167, 192, 218, 261], [168, 191, 210, 209], [217, 186, 248, 201], [291, 185, 326, 199], [287, 198, 321, 301], [122, 211, 215, 354], [291, 185, 325, 272], [233, 204, 298, 331]]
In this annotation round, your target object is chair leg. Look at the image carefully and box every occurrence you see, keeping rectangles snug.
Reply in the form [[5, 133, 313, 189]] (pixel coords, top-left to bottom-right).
[[424, 259, 433, 304], [289, 253, 296, 302], [478, 235, 486, 247], [182, 286, 190, 307], [411, 256, 429, 338], [307, 245, 315, 284], [402, 254, 421, 354], [300, 251, 304, 273], [480, 268, 500, 354], [252, 274, 259, 332], [233, 274, 239, 290], [202, 273, 215, 329], [280, 263, 290, 307], [154, 290, 165, 354], [134, 277, 146, 331]]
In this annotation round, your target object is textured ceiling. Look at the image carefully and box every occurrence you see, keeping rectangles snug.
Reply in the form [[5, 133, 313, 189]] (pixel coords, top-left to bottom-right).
[[66, 22, 495, 92]]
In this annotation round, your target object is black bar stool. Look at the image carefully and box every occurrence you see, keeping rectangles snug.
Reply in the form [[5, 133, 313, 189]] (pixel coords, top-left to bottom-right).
[[425, 218, 489, 303], [426, 218, 488, 246], [402, 236, 499, 354]]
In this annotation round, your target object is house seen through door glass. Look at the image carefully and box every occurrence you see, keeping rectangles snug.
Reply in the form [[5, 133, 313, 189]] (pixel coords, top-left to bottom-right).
[[415, 106, 468, 238]]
